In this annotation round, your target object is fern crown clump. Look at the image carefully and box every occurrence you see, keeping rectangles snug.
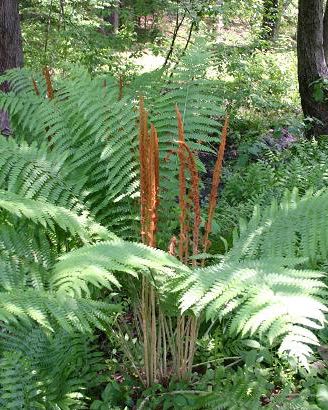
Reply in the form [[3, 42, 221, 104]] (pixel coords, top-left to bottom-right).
[[0, 42, 327, 407]]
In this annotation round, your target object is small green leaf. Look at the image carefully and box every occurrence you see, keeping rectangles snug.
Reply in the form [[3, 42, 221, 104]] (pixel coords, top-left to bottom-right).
[[317, 384, 328, 409]]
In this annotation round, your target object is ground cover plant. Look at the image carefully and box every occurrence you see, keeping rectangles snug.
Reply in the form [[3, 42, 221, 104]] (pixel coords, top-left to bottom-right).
[[0, 1, 328, 409]]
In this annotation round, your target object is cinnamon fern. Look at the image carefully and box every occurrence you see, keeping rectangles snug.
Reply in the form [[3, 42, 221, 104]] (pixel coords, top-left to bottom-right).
[[0, 42, 326, 409]]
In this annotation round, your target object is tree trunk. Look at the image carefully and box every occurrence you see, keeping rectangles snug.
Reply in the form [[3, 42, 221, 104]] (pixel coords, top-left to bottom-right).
[[261, 0, 280, 40], [0, 0, 23, 136], [108, 10, 119, 34], [0, 0, 23, 81], [323, 0, 328, 63], [297, 0, 328, 136]]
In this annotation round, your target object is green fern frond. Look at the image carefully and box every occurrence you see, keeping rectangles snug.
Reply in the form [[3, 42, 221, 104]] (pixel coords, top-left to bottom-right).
[[0, 190, 103, 243], [52, 239, 188, 297], [0, 225, 56, 292], [0, 324, 106, 409], [179, 189, 328, 365], [0, 288, 120, 331], [179, 257, 327, 365], [232, 188, 328, 262], [0, 138, 81, 209]]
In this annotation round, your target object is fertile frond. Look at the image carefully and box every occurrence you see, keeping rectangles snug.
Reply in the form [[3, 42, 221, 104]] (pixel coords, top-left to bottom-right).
[[146, 42, 225, 244]]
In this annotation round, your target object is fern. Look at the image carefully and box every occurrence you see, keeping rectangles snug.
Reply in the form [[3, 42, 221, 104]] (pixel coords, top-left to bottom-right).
[[231, 188, 328, 262], [1, 42, 326, 405], [179, 189, 328, 366], [0, 288, 121, 331], [0, 324, 106, 409], [52, 239, 188, 298], [0, 190, 98, 242], [138, 41, 225, 244], [190, 367, 268, 410], [0, 43, 228, 407], [0, 224, 56, 292], [0, 41, 225, 241], [0, 138, 81, 209]]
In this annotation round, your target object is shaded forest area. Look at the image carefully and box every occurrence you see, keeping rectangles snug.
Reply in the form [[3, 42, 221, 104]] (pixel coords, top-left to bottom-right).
[[0, 1, 328, 409]]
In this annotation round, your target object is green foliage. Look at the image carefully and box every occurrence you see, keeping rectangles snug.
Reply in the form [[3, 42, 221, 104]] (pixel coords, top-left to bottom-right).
[[178, 188, 328, 367], [0, 325, 106, 409], [90, 379, 136, 409], [232, 188, 328, 262], [0, 26, 327, 408], [0, 41, 223, 241], [217, 138, 327, 237], [20, 0, 136, 72], [53, 239, 187, 298]]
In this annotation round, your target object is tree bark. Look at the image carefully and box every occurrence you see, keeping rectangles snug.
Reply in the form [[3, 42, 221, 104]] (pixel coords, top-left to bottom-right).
[[297, 0, 328, 135], [261, 0, 280, 40], [323, 0, 328, 63], [107, 10, 120, 34], [0, 0, 23, 136], [0, 0, 23, 81]]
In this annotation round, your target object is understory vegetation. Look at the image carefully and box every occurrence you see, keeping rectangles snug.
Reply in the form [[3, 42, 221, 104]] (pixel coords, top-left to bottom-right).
[[0, 1, 328, 409]]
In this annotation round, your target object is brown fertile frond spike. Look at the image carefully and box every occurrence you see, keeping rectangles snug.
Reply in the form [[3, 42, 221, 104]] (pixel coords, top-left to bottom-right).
[[202, 115, 229, 263], [43, 66, 54, 100], [138, 97, 160, 247], [32, 79, 40, 96], [149, 123, 160, 247], [118, 75, 124, 100], [179, 141, 201, 267], [176, 105, 188, 263], [138, 101, 160, 386]]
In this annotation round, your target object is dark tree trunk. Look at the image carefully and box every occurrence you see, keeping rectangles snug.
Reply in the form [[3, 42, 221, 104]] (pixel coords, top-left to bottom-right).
[[323, 0, 328, 64], [261, 0, 280, 40], [297, 0, 328, 136], [0, 0, 23, 81], [0, 0, 23, 136], [107, 10, 119, 34]]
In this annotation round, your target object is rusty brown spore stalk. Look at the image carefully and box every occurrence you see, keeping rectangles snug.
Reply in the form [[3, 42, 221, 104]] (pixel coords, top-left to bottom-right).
[[32, 79, 40, 96], [43, 66, 54, 100], [202, 115, 229, 264], [138, 96, 159, 247], [176, 105, 201, 267]]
